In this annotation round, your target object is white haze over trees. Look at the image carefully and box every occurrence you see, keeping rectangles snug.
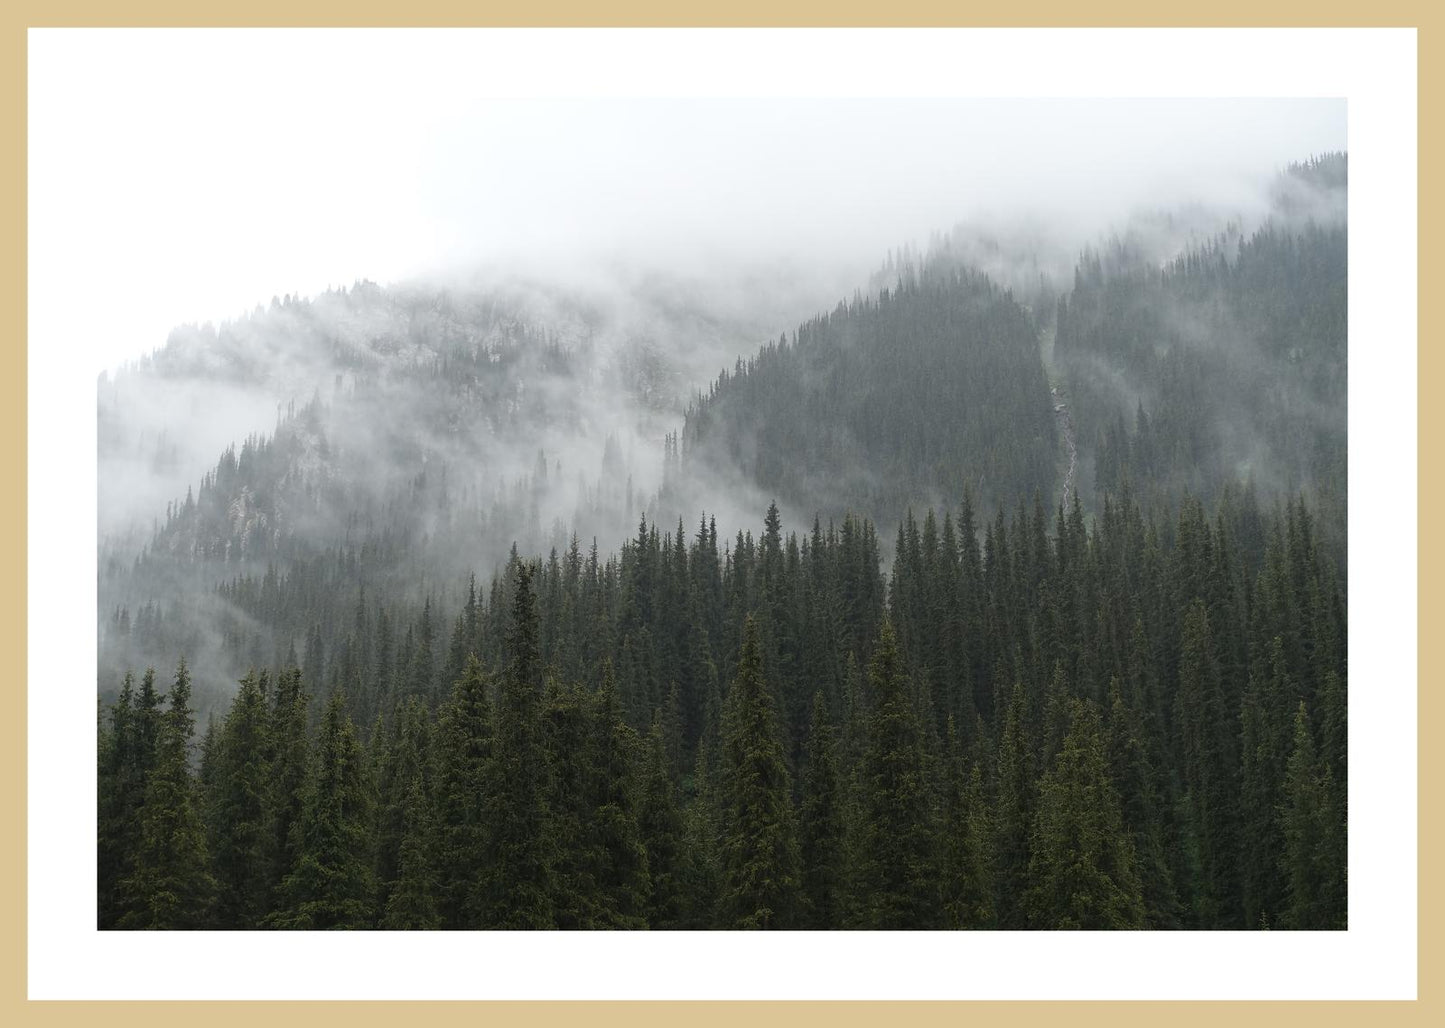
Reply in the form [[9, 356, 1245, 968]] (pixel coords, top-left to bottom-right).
[[60, 83, 1344, 537], [34, 32, 1350, 715], [30, 31, 1344, 376]]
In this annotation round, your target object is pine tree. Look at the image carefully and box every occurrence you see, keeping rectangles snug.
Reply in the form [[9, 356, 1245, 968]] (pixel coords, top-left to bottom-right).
[[586, 675, 651, 928], [271, 690, 376, 929], [543, 679, 595, 928], [638, 715, 686, 929], [1173, 598, 1240, 927], [800, 692, 845, 928], [207, 670, 273, 927], [1105, 678, 1180, 928], [375, 697, 436, 926], [118, 659, 216, 929], [433, 656, 492, 927], [98, 671, 147, 928], [474, 563, 556, 929], [678, 735, 722, 928], [849, 619, 942, 928], [1025, 699, 1145, 929], [717, 616, 801, 929], [941, 720, 995, 929], [266, 666, 310, 910], [382, 767, 443, 929], [993, 681, 1033, 929], [1279, 702, 1346, 929], [1239, 639, 1291, 929]]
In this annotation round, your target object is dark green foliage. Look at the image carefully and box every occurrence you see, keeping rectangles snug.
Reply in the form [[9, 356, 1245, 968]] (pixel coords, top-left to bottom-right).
[[266, 666, 310, 908], [992, 681, 1033, 930], [684, 271, 1056, 524], [1057, 183, 1347, 555], [100, 484, 1346, 930], [717, 616, 801, 929], [270, 690, 376, 930], [1279, 702, 1346, 929], [584, 679, 653, 927], [677, 737, 721, 928], [433, 656, 492, 928], [204, 670, 273, 927], [382, 769, 443, 930], [1105, 680, 1179, 928], [1173, 599, 1241, 927], [98, 166, 1350, 934], [941, 721, 994, 929], [544, 675, 651, 929], [377, 697, 440, 929], [1239, 639, 1292, 929], [848, 620, 942, 928], [118, 660, 216, 929], [101, 178, 1348, 930], [473, 563, 557, 929], [638, 713, 687, 929], [100, 482, 1347, 930], [98, 671, 152, 928], [799, 692, 845, 929], [1026, 699, 1145, 929]]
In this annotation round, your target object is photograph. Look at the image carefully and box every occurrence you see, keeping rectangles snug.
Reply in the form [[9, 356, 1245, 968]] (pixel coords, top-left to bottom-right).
[[73, 44, 1351, 933]]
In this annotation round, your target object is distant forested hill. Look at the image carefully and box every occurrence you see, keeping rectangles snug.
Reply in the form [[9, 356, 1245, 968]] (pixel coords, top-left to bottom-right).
[[1057, 154, 1346, 561], [97, 154, 1349, 932], [677, 267, 1056, 527]]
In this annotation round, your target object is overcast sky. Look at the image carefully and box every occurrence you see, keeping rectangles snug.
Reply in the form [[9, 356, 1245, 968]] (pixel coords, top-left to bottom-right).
[[29, 30, 1346, 372]]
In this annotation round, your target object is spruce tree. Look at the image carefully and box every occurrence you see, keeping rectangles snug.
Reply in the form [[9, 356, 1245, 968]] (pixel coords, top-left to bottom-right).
[[1174, 599, 1240, 927], [717, 615, 801, 929], [375, 697, 436, 927], [678, 735, 722, 928], [1279, 702, 1346, 929], [993, 681, 1033, 929], [207, 670, 273, 927], [543, 679, 595, 928], [119, 659, 216, 929], [1025, 699, 1145, 929], [800, 692, 845, 928], [474, 563, 556, 929], [586, 675, 651, 928], [638, 715, 686, 929], [383, 775, 442, 929], [849, 619, 942, 928], [1106, 678, 1179, 928], [941, 720, 994, 929], [434, 656, 492, 927], [266, 666, 311, 909], [271, 690, 376, 929], [1239, 639, 1291, 929], [98, 672, 143, 928]]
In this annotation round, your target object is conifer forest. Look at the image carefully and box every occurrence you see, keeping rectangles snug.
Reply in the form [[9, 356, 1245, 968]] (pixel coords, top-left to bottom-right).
[[97, 152, 1348, 931]]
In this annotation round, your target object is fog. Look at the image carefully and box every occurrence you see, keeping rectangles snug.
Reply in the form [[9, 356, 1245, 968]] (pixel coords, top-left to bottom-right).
[[63, 89, 1343, 537], [80, 92, 1345, 559], [29, 29, 1345, 376], [39, 34, 1346, 705]]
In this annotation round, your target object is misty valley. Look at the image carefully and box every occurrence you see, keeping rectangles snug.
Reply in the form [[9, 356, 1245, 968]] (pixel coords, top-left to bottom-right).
[[97, 154, 1347, 931]]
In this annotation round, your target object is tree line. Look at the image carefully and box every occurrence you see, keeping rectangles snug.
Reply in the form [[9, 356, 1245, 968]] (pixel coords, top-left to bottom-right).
[[100, 488, 1346, 929]]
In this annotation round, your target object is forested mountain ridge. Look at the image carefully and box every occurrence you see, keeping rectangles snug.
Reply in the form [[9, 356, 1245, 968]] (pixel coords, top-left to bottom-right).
[[100, 488, 1347, 930], [98, 153, 1349, 930], [99, 269, 839, 708], [1056, 210, 1346, 559], [1061, 156, 1345, 537], [677, 267, 1056, 525]]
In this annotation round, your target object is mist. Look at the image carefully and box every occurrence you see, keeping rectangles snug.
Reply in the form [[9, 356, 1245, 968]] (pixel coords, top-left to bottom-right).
[[29, 36, 1348, 376], [61, 79, 1345, 715], [84, 93, 1344, 531]]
